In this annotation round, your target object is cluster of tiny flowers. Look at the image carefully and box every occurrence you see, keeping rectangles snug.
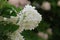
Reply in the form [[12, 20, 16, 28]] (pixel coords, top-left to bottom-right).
[[0, 4, 42, 40], [17, 4, 42, 30], [9, 31, 24, 40]]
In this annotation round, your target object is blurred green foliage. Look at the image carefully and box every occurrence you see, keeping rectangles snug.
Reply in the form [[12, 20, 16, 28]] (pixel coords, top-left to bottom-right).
[[0, 21, 19, 40], [0, 0, 20, 40], [0, 0, 22, 18]]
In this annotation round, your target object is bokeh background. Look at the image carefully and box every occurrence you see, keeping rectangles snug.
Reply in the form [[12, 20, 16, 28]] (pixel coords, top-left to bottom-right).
[[8, 0, 60, 40], [21, 0, 60, 40], [0, 0, 60, 40]]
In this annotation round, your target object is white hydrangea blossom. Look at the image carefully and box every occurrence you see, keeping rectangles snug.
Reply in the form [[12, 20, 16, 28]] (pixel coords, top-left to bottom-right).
[[9, 31, 24, 40], [17, 4, 42, 30]]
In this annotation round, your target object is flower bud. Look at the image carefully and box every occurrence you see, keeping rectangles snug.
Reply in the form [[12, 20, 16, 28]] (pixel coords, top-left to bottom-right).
[[41, 1, 51, 10]]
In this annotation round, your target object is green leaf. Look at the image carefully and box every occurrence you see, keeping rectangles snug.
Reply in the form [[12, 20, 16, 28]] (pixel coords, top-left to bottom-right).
[[36, 20, 50, 33], [21, 30, 44, 40], [0, 1, 22, 18], [0, 21, 19, 33]]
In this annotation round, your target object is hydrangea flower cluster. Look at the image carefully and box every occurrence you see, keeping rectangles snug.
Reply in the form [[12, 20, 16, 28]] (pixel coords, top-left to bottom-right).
[[17, 5, 42, 30], [1, 4, 42, 40]]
